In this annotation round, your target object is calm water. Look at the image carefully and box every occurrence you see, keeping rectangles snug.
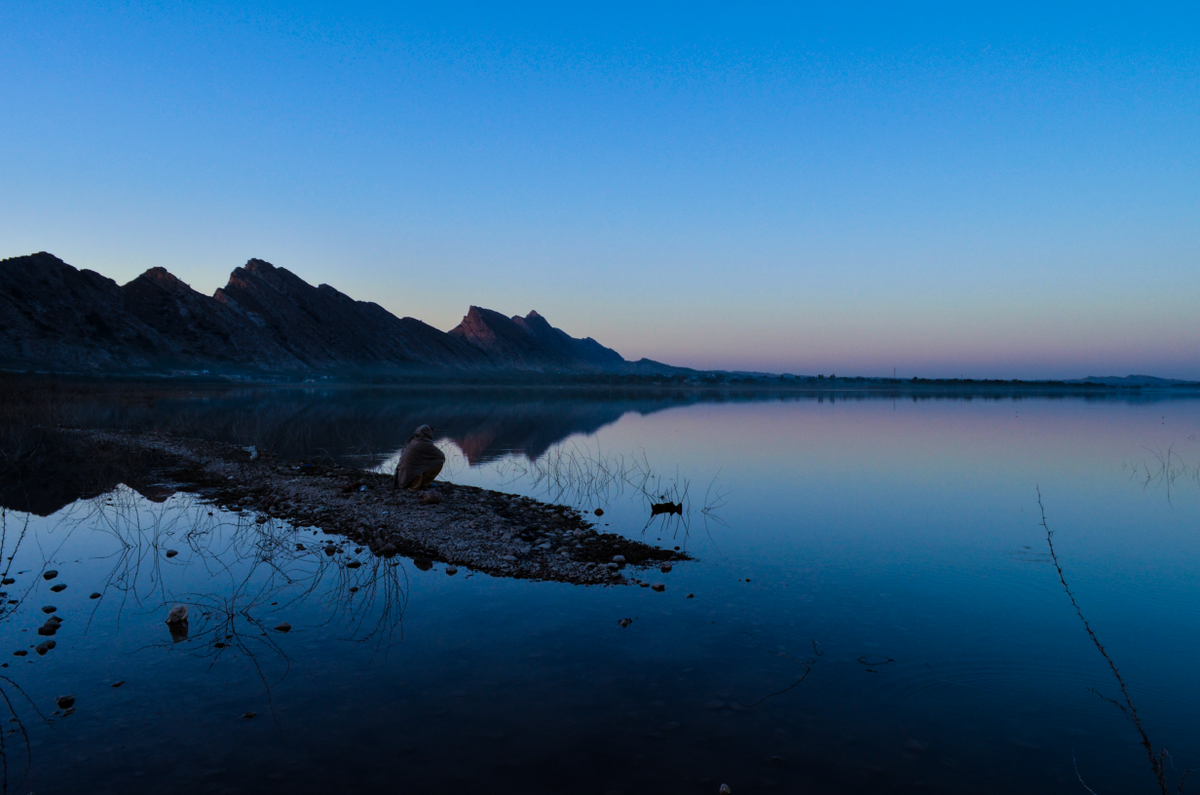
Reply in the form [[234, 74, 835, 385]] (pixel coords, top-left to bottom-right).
[[3, 391, 1200, 794]]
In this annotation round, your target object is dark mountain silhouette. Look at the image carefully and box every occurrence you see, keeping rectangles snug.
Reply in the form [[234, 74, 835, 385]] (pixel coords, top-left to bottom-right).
[[449, 306, 627, 372], [0, 252, 682, 375]]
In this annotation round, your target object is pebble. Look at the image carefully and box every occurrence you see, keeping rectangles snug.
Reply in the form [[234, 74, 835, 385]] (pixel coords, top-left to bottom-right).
[[1, 578, 13, 585], [37, 625, 57, 636], [41, 606, 56, 614], [445, 566, 458, 576], [13, 650, 27, 657], [687, 593, 695, 599], [274, 622, 291, 633], [651, 583, 665, 592], [639, 582, 649, 588], [89, 592, 102, 599], [112, 681, 125, 687], [660, 564, 672, 573], [242, 711, 256, 719], [35, 640, 55, 655], [56, 695, 75, 710], [165, 550, 179, 558], [43, 570, 58, 580], [594, 508, 604, 516], [345, 560, 361, 569], [618, 618, 633, 628], [323, 546, 338, 556], [50, 584, 66, 593]]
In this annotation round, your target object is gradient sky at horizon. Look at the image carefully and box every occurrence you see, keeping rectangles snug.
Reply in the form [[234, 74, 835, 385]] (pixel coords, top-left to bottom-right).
[[2, 2, 1198, 378]]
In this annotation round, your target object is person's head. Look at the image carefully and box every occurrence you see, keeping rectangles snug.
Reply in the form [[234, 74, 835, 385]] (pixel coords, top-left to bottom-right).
[[414, 424, 433, 440]]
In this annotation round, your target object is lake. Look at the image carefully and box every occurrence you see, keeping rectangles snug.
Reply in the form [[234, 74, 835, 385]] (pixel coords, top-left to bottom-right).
[[3, 387, 1199, 793]]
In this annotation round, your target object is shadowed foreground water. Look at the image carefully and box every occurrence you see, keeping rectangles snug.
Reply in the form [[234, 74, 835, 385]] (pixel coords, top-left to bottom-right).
[[2, 391, 1199, 794]]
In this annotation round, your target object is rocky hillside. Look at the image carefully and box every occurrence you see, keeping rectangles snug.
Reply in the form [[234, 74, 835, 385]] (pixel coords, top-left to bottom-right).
[[0, 252, 675, 375], [449, 307, 626, 372]]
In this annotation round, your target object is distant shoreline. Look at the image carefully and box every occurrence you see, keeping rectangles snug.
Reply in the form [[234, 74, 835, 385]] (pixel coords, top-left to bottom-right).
[[4, 368, 1198, 396]]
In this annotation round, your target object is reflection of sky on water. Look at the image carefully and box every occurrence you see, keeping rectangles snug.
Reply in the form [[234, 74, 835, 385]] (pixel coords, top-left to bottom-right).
[[3, 395, 1200, 793]]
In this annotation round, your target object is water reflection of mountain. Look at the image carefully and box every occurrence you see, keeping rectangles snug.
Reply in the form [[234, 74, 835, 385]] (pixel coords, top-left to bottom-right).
[[6, 384, 1198, 515], [0, 389, 699, 514], [132, 388, 705, 465]]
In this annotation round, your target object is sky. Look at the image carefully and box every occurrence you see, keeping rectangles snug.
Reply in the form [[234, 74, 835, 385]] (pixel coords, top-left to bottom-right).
[[2, 2, 1198, 379]]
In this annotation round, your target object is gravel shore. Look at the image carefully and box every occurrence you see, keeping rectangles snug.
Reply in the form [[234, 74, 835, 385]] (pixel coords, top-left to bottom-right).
[[67, 429, 689, 585]]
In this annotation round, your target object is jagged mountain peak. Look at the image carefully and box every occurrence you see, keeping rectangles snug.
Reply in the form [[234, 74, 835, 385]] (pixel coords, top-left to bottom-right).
[[449, 305, 626, 372], [0, 252, 664, 375]]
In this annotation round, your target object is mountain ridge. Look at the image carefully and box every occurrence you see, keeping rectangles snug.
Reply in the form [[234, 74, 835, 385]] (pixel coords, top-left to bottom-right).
[[0, 252, 683, 376]]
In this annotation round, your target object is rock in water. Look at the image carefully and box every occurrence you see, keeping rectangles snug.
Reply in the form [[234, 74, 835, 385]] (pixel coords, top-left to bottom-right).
[[56, 695, 75, 710], [43, 570, 58, 580], [274, 622, 291, 633], [89, 592, 102, 599], [651, 583, 665, 592], [50, 584, 67, 592], [445, 566, 458, 576], [165, 605, 188, 624], [35, 640, 55, 655], [165, 549, 178, 558]]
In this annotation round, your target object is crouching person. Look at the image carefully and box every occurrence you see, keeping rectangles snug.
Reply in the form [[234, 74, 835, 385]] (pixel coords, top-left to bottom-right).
[[395, 425, 446, 490]]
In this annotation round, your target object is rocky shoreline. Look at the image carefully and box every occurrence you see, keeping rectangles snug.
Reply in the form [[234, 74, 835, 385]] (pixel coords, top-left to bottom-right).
[[61, 429, 689, 585]]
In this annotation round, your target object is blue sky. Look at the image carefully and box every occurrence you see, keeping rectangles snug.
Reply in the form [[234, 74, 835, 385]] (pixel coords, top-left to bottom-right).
[[2, 2, 1198, 378]]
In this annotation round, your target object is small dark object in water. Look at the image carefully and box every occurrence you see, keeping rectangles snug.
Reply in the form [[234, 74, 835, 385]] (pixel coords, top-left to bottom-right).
[[651, 583, 665, 592], [650, 502, 682, 517], [89, 592, 101, 599], [165, 550, 178, 558], [35, 640, 55, 655], [274, 622, 291, 633], [42, 606, 56, 614], [594, 508, 604, 517], [38, 625, 57, 636], [13, 650, 27, 657], [413, 558, 433, 571], [687, 593, 695, 599], [345, 560, 361, 569], [56, 695, 75, 710], [618, 618, 633, 628], [295, 544, 306, 551], [112, 681, 125, 687], [660, 564, 672, 573], [43, 570, 58, 580], [51, 584, 66, 592], [1, 578, 13, 585], [324, 545, 338, 556], [242, 711, 256, 719], [445, 566, 458, 576]]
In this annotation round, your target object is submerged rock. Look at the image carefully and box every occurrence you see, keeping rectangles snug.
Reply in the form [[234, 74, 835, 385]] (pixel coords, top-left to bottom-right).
[[43, 570, 58, 580], [35, 640, 55, 655], [274, 622, 291, 633], [165, 549, 179, 558], [56, 695, 75, 710], [90, 592, 102, 599], [50, 584, 66, 592]]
